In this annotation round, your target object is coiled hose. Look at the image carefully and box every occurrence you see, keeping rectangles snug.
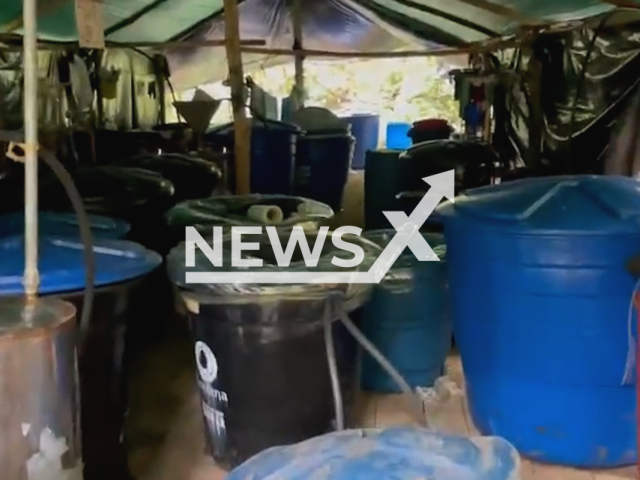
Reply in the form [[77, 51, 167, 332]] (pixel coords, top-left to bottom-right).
[[324, 294, 427, 429], [0, 131, 95, 347]]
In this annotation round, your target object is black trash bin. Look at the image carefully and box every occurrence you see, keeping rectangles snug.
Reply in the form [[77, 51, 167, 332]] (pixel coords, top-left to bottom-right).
[[0, 235, 162, 480], [168, 229, 380, 468]]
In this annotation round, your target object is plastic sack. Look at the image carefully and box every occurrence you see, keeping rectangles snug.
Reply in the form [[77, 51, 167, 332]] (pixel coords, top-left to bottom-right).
[[166, 194, 334, 232], [226, 427, 522, 480], [363, 230, 446, 286], [167, 228, 382, 313]]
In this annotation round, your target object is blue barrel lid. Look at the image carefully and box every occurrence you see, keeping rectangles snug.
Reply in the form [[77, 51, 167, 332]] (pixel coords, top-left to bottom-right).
[[0, 235, 162, 295], [0, 211, 131, 239], [436, 175, 640, 235]]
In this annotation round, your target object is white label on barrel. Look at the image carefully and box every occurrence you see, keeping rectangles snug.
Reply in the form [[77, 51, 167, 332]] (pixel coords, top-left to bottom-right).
[[202, 402, 226, 432], [195, 341, 218, 383]]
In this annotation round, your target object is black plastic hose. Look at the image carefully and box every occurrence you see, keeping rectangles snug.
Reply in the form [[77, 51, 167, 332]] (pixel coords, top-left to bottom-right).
[[0, 131, 95, 348], [40, 149, 95, 347]]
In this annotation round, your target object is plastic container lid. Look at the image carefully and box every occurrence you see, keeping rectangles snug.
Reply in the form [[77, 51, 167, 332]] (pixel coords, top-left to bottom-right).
[[0, 235, 162, 295], [0, 211, 131, 239], [215, 119, 302, 134], [412, 119, 451, 131], [436, 175, 640, 235]]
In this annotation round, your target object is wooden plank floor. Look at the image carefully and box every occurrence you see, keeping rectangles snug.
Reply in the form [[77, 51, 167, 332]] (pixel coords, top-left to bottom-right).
[[127, 339, 637, 480]]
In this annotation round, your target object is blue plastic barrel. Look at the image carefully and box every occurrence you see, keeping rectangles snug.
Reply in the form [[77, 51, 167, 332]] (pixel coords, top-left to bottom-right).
[[295, 131, 354, 211], [436, 175, 640, 468], [0, 211, 130, 239], [386, 122, 411, 150], [211, 120, 301, 195], [0, 234, 161, 478], [360, 230, 450, 393], [250, 120, 301, 195], [342, 114, 380, 170]]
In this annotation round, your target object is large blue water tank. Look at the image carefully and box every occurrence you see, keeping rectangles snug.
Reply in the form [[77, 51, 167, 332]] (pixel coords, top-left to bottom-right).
[[436, 175, 640, 468], [360, 230, 450, 393]]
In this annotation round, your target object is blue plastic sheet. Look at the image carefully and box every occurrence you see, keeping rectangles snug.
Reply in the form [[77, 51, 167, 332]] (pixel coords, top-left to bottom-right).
[[226, 427, 522, 480]]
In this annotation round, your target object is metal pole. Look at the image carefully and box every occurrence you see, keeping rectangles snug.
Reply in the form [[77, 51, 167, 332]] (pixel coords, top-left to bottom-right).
[[23, 0, 39, 298]]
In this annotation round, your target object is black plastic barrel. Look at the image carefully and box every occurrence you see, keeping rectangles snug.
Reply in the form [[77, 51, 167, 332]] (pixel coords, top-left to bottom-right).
[[168, 230, 380, 467], [364, 149, 403, 230], [0, 235, 162, 480], [398, 140, 498, 195], [0, 211, 130, 239], [295, 131, 354, 211], [114, 153, 222, 204], [38, 165, 175, 254]]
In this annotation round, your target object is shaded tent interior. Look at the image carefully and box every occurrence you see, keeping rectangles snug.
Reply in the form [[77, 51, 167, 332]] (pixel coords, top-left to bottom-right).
[[2, 1, 640, 479], [1, 1, 640, 176]]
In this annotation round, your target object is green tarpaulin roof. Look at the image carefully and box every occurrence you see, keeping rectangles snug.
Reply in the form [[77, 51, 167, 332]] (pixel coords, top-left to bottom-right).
[[0, 0, 629, 44], [1, 0, 637, 87]]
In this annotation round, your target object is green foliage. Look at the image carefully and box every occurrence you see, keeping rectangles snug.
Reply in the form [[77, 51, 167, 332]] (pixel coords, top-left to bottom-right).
[[249, 57, 460, 126], [172, 57, 460, 130]]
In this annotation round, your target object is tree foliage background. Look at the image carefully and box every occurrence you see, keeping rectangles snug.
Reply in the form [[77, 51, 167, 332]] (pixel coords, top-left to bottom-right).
[[179, 57, 460, 137]]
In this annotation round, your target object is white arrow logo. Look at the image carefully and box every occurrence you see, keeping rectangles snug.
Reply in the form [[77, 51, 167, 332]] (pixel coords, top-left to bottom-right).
[[185, 170, 455, 284]]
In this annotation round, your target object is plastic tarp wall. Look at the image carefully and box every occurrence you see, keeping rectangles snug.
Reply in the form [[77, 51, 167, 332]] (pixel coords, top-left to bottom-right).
[[0, 47, 161, 130], [502, 14, 640, 174], [0, 0, 631, 89]]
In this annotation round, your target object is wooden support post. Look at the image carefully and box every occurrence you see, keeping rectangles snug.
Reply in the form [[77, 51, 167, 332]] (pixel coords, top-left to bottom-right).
[[223, 0, 251, 194], [291, 0, 304, 107]]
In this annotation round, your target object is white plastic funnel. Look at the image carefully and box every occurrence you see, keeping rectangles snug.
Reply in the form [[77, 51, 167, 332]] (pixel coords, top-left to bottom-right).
[[174, 89, 221, 133]]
